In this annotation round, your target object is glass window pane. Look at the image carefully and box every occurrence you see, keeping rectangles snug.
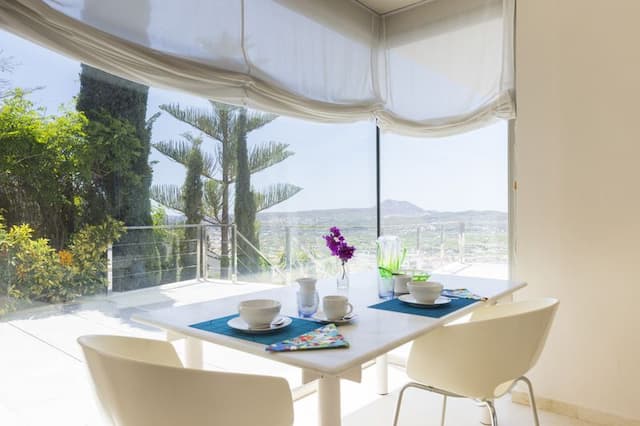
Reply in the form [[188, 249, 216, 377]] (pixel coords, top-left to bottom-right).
[[381, 121, 509, 279], [0, 28, 377, 423]]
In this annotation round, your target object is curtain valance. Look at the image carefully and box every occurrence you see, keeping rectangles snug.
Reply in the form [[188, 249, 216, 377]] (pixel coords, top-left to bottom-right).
[[0, 0, 514, 136]]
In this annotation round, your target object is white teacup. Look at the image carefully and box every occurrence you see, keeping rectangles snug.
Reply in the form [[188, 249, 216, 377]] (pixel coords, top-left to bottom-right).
[[238, 299, 281, 328], [323, 295, 353, 321], [407, 281, 443, 304]]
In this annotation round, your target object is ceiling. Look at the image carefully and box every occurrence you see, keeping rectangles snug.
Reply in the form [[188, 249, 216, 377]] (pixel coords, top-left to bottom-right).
[[356, 0, 427, 15]]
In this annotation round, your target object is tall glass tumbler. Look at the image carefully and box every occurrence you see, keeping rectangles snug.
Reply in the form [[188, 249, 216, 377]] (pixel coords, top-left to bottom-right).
[[377, 235, 403, 299]]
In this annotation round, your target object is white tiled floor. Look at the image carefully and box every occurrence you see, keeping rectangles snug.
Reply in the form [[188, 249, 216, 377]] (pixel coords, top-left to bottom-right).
[[0, 281, 590, 426]]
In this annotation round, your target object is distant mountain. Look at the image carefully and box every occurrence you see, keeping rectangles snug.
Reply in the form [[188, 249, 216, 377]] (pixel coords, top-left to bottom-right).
[[258, 199, 424, 222], [258, 199, 506, 229], [380, 199, 425, 216]]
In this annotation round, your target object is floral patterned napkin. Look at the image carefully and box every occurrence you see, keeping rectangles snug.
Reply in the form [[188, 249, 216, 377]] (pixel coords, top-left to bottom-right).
[[442, 288, 487, 301], [265, 324, 349, 352]]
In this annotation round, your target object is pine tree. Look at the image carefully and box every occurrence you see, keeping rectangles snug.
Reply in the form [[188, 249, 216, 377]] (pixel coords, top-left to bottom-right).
[[150, 102, 302, 279]]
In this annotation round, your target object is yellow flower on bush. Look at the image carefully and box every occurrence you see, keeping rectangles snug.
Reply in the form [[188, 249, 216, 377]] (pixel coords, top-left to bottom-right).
[[58, 249, 74, 266]]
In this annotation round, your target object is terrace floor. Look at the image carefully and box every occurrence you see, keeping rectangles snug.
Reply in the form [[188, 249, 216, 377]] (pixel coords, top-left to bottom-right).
[[0, 279, 590, 426]]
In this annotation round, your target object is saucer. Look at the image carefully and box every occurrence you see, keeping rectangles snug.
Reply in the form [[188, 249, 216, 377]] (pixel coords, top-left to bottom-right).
[[227, 316, 292, 334], [398, 294, 451, 308], [311, 312, 356, 324]]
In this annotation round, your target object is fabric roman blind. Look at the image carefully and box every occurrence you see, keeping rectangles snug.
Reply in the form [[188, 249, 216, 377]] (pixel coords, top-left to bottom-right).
[[0, 0, 514, 136]]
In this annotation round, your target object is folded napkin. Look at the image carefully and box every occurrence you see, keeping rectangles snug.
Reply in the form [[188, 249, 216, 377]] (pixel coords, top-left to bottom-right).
[[442, 288, 487, 301], [265, 324, 349, 352]]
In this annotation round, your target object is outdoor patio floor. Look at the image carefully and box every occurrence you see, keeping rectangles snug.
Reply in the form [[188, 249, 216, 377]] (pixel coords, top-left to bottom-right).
[[0, 280, 591, 425]]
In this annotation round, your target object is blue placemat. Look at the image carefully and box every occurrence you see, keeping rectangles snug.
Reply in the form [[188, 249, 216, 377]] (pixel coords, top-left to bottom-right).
[[190, 314, 323, 346], [368, 297, 478, 318]]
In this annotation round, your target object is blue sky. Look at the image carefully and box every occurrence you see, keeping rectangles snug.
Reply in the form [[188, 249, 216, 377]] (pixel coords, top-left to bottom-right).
[[0, 29, 507, 213]]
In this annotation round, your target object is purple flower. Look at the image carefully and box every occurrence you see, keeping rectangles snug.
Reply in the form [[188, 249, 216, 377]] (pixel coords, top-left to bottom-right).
[[323, 226, 356, 263]]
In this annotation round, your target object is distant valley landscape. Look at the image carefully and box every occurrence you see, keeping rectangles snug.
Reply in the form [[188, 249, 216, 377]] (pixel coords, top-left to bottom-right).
[[256, 200, 508, 273]]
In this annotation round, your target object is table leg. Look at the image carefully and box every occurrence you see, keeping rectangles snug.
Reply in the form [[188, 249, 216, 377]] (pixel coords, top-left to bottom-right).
[[318, 375, 341, 426], [184, 337, 203, 369], [376, 354, 389, 395]]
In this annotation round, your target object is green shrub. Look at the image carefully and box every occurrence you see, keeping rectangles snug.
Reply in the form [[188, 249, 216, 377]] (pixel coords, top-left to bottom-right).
[[0, 214, 124, 309], [67, 217, 124, 296], [2, 222, 68, 304]]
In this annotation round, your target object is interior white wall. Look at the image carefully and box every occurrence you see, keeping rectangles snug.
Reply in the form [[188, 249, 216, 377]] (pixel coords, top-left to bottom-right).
[[514, 0, 640, 421]]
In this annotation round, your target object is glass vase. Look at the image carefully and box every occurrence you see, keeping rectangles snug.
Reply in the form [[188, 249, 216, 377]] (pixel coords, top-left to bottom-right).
[[377, 235, 403, 299], [336, 261, 349, 291], [376, 235, 403, 275]]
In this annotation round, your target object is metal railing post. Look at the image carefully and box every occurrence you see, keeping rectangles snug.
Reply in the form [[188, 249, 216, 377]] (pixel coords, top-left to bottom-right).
[[107, 243, 113, 294], [458, 222, 465, 264], [285, 226, 292, 282], [196, 225, 201, 281], [232, 224, 238, 283], [202, 226, 208, 281], [440, 225, 445, 262]]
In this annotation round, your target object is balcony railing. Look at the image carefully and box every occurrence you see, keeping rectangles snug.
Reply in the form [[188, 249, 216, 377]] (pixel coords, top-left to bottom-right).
[[260, 222, 507, 280], [107, 223, 287, 293], [105, 220, 507, 293]]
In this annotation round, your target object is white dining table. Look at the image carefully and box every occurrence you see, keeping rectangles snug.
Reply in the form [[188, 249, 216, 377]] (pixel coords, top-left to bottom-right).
[[132, 272, 525, 426]]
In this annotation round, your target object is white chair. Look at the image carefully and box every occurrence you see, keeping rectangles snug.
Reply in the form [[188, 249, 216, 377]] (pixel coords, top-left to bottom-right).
[[393, 298, 559, 426], [78, 335, 294, 426]]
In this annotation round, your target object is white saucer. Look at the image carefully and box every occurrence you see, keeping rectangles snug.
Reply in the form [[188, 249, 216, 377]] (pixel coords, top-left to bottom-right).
[[227, 316, 292, 334], [398, 294, 451, 308], [311, 312, 356, 324]]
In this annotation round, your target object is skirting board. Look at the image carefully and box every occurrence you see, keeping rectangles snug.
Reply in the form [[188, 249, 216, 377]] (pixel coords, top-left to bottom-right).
[[512, 391, 640, 426]]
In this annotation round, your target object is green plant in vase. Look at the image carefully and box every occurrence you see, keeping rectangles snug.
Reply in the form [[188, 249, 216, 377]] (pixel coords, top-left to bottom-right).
[[376, 236, 407, 278], [376, 235, 407, 298]]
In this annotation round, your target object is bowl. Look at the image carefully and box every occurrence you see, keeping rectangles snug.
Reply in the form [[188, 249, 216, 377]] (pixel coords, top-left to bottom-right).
[[407, 281, 443, 304], [238, 299, 281, 328]]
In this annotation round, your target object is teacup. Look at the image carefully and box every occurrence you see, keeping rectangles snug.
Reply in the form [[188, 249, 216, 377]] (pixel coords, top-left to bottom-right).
[[323, 295, 353, 321], [407, 281, 443, 304], [238, 299, 281, 328]]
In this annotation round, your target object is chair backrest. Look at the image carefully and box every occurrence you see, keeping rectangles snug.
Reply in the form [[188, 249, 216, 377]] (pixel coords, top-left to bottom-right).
[[78, 335, 294, 426], [406, 298, 558, 400]]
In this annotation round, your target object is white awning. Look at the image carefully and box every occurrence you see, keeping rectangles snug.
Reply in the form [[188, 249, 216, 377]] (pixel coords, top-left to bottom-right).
[[0, 0, 514, 136]]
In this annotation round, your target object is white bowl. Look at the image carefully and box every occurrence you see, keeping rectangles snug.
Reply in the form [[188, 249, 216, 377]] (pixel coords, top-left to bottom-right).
[[238, 299, 281, 328], [407, 281, 443, 304]]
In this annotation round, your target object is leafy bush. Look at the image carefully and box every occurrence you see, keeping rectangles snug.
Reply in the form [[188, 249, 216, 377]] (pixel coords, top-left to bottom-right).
[[1, 221, 68, 304], [0, 91, 89, 249], [0, 214, 124, 309], [66, 217, 124, 295]]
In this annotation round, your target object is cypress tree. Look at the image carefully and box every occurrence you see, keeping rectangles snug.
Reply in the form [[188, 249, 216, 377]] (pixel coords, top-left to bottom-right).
[[77, 65, 152, 226], [77, 64, 158, 290], [234, 110, 259, 274], [180, 140, 204, 280]]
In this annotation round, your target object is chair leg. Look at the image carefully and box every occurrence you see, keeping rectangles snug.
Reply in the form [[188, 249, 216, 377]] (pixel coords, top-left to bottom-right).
[[485, 400, 498, 426], [518, 376, 540, 426], [392, 383, 412, 426], [392, 382, 461, 426]]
